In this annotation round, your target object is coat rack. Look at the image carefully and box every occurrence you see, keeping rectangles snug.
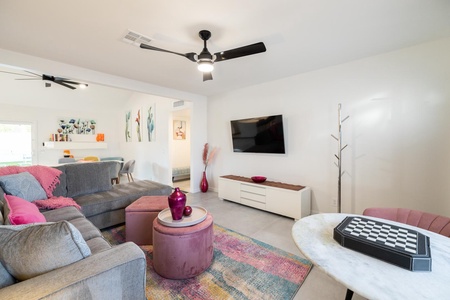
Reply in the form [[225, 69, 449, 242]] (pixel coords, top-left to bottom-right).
[[331, 103, 349, 213]]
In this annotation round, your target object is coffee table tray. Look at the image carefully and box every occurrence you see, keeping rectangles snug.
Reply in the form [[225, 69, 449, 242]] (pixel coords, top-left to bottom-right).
[[157, 206, 207, 227]]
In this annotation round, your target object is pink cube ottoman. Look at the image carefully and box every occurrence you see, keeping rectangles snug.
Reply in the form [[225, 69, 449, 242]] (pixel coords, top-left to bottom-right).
[[153, 213, 214, 279], [125, 195, 169, 245]]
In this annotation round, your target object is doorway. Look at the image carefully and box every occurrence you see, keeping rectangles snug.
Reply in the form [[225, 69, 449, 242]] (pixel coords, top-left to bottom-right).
[[171, 107, 191, 192]]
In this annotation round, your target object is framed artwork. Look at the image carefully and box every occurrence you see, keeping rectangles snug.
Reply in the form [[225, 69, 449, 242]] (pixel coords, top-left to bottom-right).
[[58, 118, 96, 135], [125, 111, 132, 142], [147, 104, 155, 142], [173, 120, 186, 140], [135, 108, 142, 142]]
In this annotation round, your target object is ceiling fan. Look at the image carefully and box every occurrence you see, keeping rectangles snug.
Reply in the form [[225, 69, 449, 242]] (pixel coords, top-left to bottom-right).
[[0, 70, 88, 90], [140, 30, 266, 81]]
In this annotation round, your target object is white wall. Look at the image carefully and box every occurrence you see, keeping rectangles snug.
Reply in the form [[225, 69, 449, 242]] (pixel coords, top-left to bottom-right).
[[0, 82, 132, 165], [208, 37, 450, 216], [119, 93, 173, 184], [0, 49, 208, 191]]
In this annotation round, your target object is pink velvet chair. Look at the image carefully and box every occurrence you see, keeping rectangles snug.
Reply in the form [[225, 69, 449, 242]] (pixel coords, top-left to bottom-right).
[[363, 207, 450, 237]]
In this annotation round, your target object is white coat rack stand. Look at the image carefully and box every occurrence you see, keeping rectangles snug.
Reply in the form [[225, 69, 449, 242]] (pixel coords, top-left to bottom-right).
[[331, 103, 349, 213]]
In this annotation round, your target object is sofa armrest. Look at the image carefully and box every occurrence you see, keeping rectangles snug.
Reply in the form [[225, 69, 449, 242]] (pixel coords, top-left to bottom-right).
[[0, 242, 146, 300]]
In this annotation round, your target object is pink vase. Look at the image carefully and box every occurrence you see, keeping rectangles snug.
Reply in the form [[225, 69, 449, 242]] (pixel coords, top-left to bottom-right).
[[200, 171, 209, 193], [168, 187, 186, 220]]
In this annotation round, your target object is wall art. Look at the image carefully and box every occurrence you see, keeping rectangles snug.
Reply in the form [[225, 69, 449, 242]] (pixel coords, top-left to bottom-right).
[[135, 108, 142, 142], [147, 104, 155, 142], [173, 120, 186, 140], [58, 118, 96, 135], [125, 111, 132, 142]]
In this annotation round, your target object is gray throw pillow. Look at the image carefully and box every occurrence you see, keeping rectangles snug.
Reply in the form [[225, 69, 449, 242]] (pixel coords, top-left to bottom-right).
[[0, 221, 91, 281], [0, 172, 47, 201], [65, 162, 112, 198]]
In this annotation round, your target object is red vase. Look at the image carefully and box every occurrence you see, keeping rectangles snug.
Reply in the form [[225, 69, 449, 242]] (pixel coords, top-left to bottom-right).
[[200, 171, 209, 193], [168, 187, 186, 220]]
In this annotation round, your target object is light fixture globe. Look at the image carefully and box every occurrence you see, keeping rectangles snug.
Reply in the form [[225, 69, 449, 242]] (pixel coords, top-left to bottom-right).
[[197, 60, 214, 72]]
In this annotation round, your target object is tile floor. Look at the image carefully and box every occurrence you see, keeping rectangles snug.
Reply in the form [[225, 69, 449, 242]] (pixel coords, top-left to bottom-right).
[[186, 190, 367, 300]]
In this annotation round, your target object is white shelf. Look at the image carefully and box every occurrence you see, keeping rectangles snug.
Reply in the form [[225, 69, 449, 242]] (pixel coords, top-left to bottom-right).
[[43, 142, 107, 150]]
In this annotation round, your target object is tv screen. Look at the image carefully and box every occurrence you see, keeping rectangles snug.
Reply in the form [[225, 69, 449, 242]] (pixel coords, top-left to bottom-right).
[[230, 115, 285, 154]]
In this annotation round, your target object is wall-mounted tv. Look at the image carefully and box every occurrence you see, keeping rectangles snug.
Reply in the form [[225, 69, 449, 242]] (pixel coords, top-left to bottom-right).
[[230, 114, 285, 154]]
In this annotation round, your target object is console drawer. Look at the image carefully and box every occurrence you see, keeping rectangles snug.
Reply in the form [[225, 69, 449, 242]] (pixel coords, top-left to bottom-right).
[[241, 198, 266, 210], [240, 183, 266, 195], [240, 190, 266, 203]]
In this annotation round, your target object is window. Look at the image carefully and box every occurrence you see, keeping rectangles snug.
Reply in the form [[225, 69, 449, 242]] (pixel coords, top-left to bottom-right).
[[0, 122, 33, 166]]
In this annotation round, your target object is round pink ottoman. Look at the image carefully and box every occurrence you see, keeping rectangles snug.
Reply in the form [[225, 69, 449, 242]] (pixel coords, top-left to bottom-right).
[[152, 213, 214, 279]]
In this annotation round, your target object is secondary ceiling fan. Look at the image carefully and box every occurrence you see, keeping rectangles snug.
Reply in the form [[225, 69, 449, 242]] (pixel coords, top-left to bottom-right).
[[0, 70, 88, 90], [140, 30, 266, 81]]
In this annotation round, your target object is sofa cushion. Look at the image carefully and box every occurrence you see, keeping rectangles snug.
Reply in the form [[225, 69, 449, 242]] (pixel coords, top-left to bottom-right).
[[0, 172, 47, 201], [42, 206, 110, 254], [4, 194, 46, 225], [65, 162, 112, 198], [0, 221, 91, 281], [75, 180, 172, 218]]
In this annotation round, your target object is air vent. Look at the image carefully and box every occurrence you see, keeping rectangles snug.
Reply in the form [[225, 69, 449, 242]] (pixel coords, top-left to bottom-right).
[[122, 30, 151, 47], [173, 100, 185, 108]]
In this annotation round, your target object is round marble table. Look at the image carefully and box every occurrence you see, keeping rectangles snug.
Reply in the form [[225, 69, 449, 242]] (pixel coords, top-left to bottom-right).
[[292, 213, 450, 300]]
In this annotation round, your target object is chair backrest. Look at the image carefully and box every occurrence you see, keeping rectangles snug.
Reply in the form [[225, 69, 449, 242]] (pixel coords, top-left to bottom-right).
[[363, 207, 450, 237], [100, 157, 124, 170], [83, 156, 100, 162], [121, 160, 135, 173], [128, 160, 136, 173], [58, 158, 76, 164]]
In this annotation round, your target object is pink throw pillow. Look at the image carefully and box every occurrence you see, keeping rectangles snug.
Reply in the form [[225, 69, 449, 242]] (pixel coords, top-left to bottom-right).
[[4, 194, 46, 225]]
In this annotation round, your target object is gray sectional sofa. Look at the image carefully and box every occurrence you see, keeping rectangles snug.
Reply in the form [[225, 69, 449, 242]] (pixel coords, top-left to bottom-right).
[[52, 161, 173, 229], [0, 161, 173, 299]]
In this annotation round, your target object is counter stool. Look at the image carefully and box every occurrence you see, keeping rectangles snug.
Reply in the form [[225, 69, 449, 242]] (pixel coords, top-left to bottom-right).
[[153, 213, 214, 279], [125, 196, 169, 245]]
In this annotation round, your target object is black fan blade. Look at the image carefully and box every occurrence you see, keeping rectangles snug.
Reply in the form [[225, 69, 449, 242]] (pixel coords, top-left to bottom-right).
[[203, 72, 213, 82], [54, 80, 76, 90], [140, 43, 196, 62], [0, 70, 38, 77], [214, 42, 266, 62], [24, 70, 42, 77], [60, 80, 84, 85]]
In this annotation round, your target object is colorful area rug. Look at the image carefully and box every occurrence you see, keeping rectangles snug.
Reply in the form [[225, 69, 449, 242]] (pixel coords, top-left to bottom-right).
[[102, 224, 312, 300]]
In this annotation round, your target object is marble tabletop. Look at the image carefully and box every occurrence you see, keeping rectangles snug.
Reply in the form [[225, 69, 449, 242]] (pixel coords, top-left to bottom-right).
[[292, 213, 450, 300]]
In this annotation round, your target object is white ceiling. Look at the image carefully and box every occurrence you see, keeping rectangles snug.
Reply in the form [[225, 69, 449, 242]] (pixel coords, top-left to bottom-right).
[[1, 0, 450, 97]]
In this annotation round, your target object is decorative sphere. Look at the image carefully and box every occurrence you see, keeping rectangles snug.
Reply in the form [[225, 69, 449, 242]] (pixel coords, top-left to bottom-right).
[[183, 206, 193, 216]]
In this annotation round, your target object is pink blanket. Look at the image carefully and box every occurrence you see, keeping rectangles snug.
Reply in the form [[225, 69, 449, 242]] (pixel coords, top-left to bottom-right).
[[33, 197, 81, 210], [0, 165, 62, 198]]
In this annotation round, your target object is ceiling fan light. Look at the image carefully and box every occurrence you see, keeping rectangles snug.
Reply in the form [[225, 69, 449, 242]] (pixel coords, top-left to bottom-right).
[[197, 61, 214, 72], [78, 83, 88, 89]]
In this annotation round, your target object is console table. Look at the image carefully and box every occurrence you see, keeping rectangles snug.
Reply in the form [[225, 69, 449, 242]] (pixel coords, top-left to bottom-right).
[[218, 175, 311, 220]]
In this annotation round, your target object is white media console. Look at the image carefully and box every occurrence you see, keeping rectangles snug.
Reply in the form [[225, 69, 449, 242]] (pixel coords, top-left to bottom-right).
[[218, 175, 311, 220]]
